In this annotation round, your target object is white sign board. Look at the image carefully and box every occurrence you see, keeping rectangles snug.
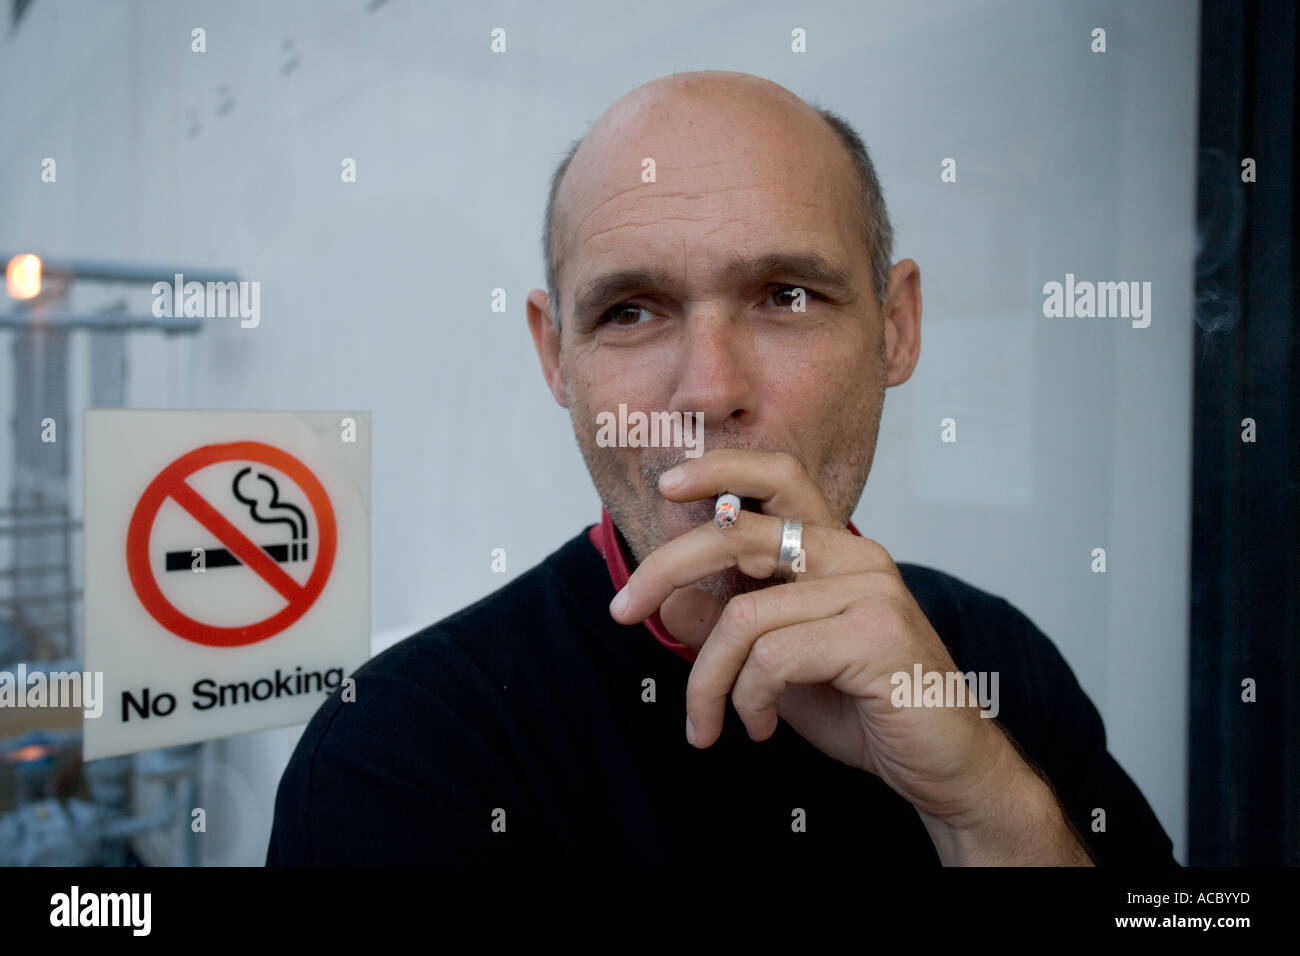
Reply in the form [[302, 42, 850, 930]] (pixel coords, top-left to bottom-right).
[[82, 410, 370, 760]]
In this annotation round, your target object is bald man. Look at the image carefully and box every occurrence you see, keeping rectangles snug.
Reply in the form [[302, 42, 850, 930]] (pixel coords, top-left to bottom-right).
[[269, 71, 1177, 866]]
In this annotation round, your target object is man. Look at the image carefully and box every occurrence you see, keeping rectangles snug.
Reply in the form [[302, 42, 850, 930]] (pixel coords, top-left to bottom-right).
[[268, 71, 1177, 866]]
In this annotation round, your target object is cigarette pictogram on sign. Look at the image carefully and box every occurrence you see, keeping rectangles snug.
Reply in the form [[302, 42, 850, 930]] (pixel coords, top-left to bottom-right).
[[125, 441, 337, 647]]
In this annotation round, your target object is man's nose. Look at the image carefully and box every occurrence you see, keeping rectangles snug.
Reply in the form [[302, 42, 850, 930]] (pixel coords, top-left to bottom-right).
[[666, 311, 758, 430]]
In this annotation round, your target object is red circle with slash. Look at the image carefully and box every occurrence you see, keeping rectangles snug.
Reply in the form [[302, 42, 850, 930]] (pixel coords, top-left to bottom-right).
[[126, 441, 337, 647]]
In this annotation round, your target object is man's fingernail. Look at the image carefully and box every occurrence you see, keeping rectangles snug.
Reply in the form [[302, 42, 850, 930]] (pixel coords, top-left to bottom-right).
[[610, 586, 629, 616], [659, 466, 685, 490], [686, 715, 697, 746]]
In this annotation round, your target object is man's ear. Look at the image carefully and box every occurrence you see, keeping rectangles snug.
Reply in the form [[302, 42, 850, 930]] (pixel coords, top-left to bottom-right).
[[882, 259, 922, 388], [526, 288, 569, 407]]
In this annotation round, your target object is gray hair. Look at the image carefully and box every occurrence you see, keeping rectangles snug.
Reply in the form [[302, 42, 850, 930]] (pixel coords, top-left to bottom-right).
[[541, 104, 894, 330]]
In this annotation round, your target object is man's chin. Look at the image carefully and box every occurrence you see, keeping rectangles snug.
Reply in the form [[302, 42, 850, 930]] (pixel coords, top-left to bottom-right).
[[660, 497, 714, 534]]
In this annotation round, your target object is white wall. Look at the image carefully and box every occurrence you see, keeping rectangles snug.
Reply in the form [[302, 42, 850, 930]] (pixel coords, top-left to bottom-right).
[[0, 0, 1196, 863]]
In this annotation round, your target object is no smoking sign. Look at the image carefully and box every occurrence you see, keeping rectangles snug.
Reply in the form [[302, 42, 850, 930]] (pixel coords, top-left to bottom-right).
[[126, 441, 337, 647], [84, 411, 370, 761]]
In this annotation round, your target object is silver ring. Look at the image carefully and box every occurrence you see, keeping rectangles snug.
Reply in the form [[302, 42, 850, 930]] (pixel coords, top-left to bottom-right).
[[777, 518, 803, 578]]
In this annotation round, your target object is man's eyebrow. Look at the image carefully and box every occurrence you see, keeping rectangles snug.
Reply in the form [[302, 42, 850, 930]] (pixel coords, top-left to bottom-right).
[[572, 252, 858, 319], [719, 252, 858, 301], [573, 267, 681, 319]]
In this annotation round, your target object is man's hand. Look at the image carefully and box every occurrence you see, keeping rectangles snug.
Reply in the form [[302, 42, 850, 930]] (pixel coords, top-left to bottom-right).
[[609, 448, 1093, 866]]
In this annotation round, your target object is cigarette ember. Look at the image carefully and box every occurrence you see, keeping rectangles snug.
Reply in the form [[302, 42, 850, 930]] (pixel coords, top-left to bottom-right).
[[714, 493, 741, 530]]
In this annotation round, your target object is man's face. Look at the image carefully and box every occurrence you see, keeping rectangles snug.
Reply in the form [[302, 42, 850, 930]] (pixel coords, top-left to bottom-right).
[[535, 77, 900, 602]]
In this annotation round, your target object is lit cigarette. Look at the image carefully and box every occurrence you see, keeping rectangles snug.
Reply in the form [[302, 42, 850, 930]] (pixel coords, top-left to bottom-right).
[[714, 493, 741, 530]]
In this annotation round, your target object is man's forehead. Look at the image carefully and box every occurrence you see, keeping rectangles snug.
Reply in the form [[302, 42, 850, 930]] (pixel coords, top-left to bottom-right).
[[564, 109, 837, 228], [565, 165, 861, 305], [566, 159, 857, 297]]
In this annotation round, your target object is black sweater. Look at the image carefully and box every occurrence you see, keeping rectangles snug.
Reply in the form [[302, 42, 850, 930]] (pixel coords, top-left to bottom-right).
[[267, 527, 1178, 865]]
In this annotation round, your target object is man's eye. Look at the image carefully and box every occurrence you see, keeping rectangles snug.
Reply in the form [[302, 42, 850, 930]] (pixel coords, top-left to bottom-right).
[[600, 303, 655, 327], [768, 285, 818, 309]]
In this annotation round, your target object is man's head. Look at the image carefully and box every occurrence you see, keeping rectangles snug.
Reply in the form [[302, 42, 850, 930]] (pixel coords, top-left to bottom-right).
[[527, 70, 922, 602]]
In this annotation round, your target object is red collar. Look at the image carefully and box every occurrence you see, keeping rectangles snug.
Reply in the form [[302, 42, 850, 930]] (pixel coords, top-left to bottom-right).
[[588, 507, 863, 663]]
